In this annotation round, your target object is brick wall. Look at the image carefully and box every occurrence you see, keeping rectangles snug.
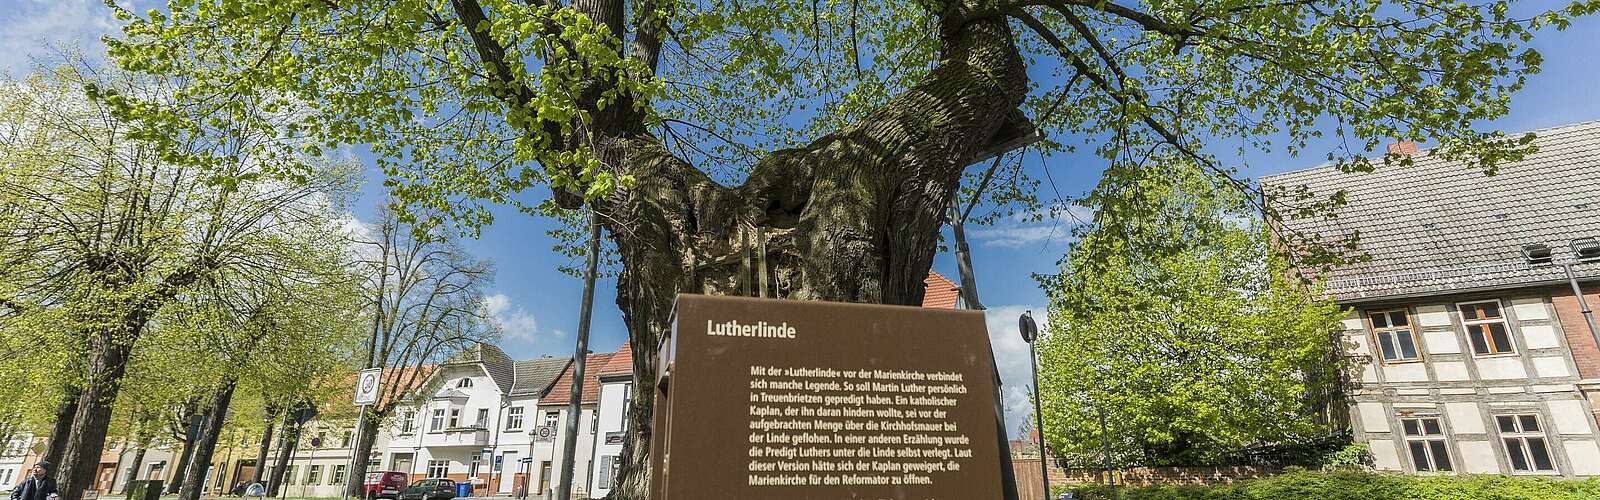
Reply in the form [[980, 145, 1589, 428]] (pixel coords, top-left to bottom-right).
[[1551, 283, 1600, 379]]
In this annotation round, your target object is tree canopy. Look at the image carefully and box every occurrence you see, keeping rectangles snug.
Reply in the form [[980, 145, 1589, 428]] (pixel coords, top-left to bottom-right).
[[1037, 158, 1346, 466], [94, 0, 1598, 496]]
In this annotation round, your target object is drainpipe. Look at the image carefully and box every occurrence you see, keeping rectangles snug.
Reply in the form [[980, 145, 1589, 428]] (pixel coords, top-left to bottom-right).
[[1565, 263, 1600, 348]]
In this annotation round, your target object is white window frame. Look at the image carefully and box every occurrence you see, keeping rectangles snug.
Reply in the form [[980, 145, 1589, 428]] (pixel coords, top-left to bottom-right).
[[476, 408, 490, 427], [543, 411, 559, 427], [1497, 414, 1558, 474], [449, 408, 461, 428], [430, 409, 446, 432], [307, 465, 323, 485], [457, 378, 474, 388], [1369, 309, 1421, 363], [401, 410, 416, 434], [1401, 416, 1453, 473], [1457, 299, 1516, 356], [426, 460, 449, 479], [331, 464, 347, 485], [506, 406, 525, 431]]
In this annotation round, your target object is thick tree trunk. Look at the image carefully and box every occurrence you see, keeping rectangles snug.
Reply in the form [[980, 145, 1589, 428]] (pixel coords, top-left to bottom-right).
[[344, 410, 385, 498], [178, 381, 237, 500], [122, 447, 146, 494], [251, 414, 275, 485], [43, 386, 79, 474], [57, 327, 138, 500], [265, 412, 302, 497], [597, 12, 1029, 498]]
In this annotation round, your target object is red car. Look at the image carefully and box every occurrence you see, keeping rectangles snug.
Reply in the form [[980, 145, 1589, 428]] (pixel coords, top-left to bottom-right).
[[363, 471, 410, 500]]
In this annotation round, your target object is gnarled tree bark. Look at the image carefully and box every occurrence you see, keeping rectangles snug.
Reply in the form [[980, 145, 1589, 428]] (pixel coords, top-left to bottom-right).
[[449, 0, 1030, 496]]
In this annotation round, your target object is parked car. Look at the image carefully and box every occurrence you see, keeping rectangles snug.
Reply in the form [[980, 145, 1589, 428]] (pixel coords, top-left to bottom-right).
[[363, 471, 410, 500], [398, 478, 456, 500]]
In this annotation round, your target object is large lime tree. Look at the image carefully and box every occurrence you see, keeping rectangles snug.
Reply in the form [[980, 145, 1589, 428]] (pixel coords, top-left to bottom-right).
[[105, 0, 1591, 496]]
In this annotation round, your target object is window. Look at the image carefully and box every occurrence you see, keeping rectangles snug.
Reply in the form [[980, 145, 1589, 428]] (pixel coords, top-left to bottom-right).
[[1498, 414, 1556, 472], [431, 409, 446, 432], [1401, 417, 1453, 472], [457, 378, 473, 388], [1459, 300, 1514, 355], [468, 455, 481, 477], [426, 461, 449, 479], [448, 408, 461, 428], [307, 465, 323, 485], [543, 412, 559, 427], [1370, 310, 1420, 362], [332, 464, 347, 485], [476, 408, 489, 427], [598, 456, 614, 486], [315, 431, 328, 448], [401, 411, 416, 434], [622, 383, 633, 421], [506, 407, 524, 431], [341, 430, 353, 448], [284, 466, 295, 485]]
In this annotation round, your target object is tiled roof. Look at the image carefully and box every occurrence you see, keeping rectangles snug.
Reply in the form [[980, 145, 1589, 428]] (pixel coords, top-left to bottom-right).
[[595, 342, 633, 378], [1262, 120, 1600, 302], [443, 344, 517, 393], [541, 352, 616, 406], [510, 356, 571, 397], [922, 272, 960, 308]]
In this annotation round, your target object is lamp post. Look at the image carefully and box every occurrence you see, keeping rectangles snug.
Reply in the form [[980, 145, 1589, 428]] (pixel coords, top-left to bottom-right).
[[1018, 311, 1049, 499]]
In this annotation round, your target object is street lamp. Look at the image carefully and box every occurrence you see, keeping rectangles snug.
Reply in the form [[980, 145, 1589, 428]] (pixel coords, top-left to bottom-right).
[[1019, 311, 1049, 499]]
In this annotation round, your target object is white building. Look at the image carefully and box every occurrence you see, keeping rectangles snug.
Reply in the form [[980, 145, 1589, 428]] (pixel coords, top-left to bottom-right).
[[587, 345, 633, 498], [1265, 122, 1600, 477], [382, 345, 570, 497]]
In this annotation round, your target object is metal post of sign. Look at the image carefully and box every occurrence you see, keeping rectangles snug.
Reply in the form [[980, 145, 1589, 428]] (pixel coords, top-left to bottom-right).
[[556, 211, 601, 500], [343, 405, 367, 500], [347, 368, 381, 500], [1019, 311, 1049, 499]]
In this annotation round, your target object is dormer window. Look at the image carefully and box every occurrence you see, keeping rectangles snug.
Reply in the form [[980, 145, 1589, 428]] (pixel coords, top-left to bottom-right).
[[457, 378, 474, 389]]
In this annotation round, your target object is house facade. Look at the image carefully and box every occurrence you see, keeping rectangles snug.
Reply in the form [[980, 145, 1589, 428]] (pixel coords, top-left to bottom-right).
[[1265, 120, 1600, 477]]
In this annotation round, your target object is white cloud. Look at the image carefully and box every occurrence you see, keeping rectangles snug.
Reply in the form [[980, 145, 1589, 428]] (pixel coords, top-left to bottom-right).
[[0, 1, 126, 76], [483, 293, 540, 342], [967, 205, 1091, 249], [983, 305, 1049, 439]]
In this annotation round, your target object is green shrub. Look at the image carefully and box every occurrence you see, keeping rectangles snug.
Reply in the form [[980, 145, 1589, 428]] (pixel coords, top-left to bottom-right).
[[1059, 470, 1600, 499]]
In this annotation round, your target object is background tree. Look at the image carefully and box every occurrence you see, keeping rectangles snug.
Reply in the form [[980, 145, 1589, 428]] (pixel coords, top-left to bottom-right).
[[106, 0, 1595, 495], [342, 206, 496, 498], [0, 63, 356, 499], [1036, 158, 1346, 466]]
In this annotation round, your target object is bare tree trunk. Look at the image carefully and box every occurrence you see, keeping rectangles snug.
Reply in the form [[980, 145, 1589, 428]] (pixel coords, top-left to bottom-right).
[[165, 400, 201, 495], [43, 387, 79, 474], [57, 326, 138, 500], [344, 410, 385, 499], [178, 381, 237, 500], [949, 202, 986, 310], [251, 411, 276, 485], [265, 411, 303, 497], [122, 447, 147, 494]]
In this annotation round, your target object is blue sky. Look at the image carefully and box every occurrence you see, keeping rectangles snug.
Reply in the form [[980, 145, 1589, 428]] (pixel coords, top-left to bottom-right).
[[4, 0, 1598, 435]]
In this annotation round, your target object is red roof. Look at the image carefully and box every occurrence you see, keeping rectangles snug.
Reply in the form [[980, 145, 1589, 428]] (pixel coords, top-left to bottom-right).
[[542, 351, 616, 406], [922, 272, 960, 309], [596, 342, 633, 377]]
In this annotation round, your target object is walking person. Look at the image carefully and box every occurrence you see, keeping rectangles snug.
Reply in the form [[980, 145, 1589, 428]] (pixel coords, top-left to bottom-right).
[[10, 462, 57, 500]]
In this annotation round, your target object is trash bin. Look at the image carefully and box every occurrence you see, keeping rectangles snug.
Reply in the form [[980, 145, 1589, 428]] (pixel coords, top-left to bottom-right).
[[127, 480, 162, 500], [455, 481, 472, 498]]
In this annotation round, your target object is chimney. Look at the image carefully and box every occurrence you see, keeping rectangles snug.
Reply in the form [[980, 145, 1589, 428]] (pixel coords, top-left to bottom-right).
[[1386, 140, 1418, 156]]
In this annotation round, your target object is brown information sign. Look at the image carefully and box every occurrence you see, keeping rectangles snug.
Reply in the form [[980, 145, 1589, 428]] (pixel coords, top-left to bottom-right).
[[649, 295, 1007, 500]]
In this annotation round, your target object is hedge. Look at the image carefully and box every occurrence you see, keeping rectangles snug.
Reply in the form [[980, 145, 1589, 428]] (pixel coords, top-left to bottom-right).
[[1060, 470, 1600, 499]]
